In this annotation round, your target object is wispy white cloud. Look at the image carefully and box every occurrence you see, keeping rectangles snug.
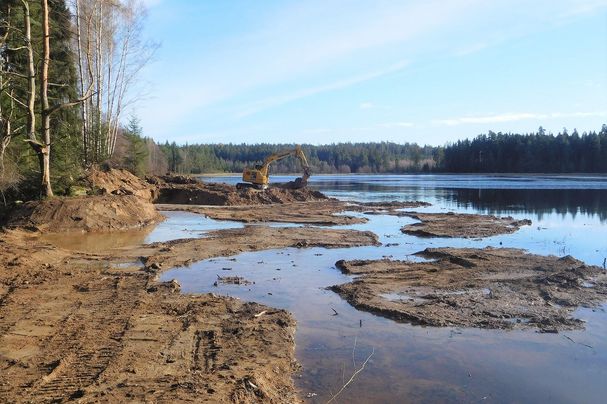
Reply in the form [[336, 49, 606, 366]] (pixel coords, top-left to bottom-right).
[[359, 102, 375, 109], [359, 101, 394, 110], [378, 122, 414, 128], [453, 41, 490, 57], [435, 111, 607, 126], [140, 0, 607, 142], [236, 60, 410, 118]]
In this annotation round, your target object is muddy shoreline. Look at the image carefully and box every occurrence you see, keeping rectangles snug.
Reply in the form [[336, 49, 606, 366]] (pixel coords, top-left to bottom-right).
[[0, 225, 378, 403], [2, 170, 601, 402], [156, 199, 431, 226]]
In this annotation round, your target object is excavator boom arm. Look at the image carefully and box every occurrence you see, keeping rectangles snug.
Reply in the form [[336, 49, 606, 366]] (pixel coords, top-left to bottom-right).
[[240, 145, 310, 189], [261, 146, 309, 175]]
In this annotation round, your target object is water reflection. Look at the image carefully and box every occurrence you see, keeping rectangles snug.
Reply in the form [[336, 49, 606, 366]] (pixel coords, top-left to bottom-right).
[[444, 188, 607, 222], [200, 174, 607, 221], [40, 211, 243, 252], [40, 227, 152, 253]]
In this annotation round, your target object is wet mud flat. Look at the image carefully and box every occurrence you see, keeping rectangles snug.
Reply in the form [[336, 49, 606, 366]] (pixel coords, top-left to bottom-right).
[[0, 224, 378, 403], [400, 212, 532, 238], [157, 199, 430, 226], [332, 247, 607, 332], [157, 200, 366, 226]]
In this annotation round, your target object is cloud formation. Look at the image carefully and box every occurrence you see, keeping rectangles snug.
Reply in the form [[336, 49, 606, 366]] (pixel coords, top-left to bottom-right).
[[435, 111, 607, 126]]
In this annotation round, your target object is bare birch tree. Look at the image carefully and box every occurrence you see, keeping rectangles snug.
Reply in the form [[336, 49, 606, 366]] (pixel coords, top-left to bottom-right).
[[4, 0, 93, 198], [0, 4, 15, 173], [73, 0, 155, 165]]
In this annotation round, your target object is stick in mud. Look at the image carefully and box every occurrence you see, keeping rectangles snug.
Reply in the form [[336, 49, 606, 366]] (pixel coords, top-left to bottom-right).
[[327, 347, 375, 404]]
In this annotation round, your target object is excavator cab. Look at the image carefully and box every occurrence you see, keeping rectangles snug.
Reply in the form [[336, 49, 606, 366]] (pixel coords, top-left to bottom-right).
[[238, 146, 310, 190]]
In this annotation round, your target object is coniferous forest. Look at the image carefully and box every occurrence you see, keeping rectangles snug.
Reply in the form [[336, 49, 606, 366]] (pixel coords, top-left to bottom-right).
[[161, 126, 607, 175]]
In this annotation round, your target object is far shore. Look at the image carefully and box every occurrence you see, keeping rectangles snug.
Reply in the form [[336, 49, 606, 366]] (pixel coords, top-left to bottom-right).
[[196, 172, 607, 178]]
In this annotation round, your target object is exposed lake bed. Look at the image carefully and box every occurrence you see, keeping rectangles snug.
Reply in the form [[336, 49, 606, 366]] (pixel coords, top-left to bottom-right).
[[157, 173, 607, 402], [2, 173, 607, 402]]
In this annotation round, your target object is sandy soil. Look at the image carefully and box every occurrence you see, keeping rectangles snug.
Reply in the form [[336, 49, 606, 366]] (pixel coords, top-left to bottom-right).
[[401, 212, 532, 238], [331, 247, 607, 332], [5, 195, 162, 233], [0, 226, 379, 403], [87, 167, 158, 202]]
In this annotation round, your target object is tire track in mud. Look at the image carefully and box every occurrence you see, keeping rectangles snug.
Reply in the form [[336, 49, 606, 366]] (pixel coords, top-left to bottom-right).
[[193, 330, 219, 372], [18, 275, 141, 402], [1, 224, 378, 402]]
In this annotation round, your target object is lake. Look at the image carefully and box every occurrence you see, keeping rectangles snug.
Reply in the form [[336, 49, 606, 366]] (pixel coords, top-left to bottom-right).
[[162, 174, 606, 402]]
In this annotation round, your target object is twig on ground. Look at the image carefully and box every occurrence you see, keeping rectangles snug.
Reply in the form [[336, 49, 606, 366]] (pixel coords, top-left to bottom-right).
[[327, 347, 375, 404], [331, 308, 338, 316], [563, 334, 593, 349]]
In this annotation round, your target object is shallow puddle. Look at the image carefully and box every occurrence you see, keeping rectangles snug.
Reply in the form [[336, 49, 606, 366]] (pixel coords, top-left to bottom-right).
[[40, 210, 243, 252]]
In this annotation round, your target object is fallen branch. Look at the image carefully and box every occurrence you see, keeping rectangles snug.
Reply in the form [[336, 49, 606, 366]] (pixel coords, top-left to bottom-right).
[[254, 310, 267, 318], [327, 347, 374, 403]]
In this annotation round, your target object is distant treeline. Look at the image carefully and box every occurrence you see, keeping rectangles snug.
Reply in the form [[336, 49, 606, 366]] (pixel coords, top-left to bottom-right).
[[161, 125, 607, 174], [442, 126, 607, 173], [160, 142, 438, 174]]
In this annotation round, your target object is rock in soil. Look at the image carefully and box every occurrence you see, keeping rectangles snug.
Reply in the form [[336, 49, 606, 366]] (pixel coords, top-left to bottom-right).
[[331, 247, 607, 331]]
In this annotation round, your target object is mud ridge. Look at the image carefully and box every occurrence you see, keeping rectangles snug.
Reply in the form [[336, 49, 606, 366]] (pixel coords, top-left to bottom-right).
[[401, 212, 532, 238], [331, 247, 607, 332], [157, 200, 433, 226], [153, 178, 328, 206]]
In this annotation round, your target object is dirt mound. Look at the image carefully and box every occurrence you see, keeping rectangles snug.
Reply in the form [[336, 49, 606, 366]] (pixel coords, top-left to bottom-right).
[[401, 212, 531, 238], [331, 247, 607, 332], [155, 180, 328, 206], [155, 174, 199, 184], [86, 167, 157, 201], [5, 195, 162, 233]]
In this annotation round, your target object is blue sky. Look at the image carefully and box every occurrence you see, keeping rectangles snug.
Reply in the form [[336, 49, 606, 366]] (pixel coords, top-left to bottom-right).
[[136, 0, 607, 146]]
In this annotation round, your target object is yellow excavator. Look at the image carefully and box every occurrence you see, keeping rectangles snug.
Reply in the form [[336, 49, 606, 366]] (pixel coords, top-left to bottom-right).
[[237, 145, 311, 190]]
